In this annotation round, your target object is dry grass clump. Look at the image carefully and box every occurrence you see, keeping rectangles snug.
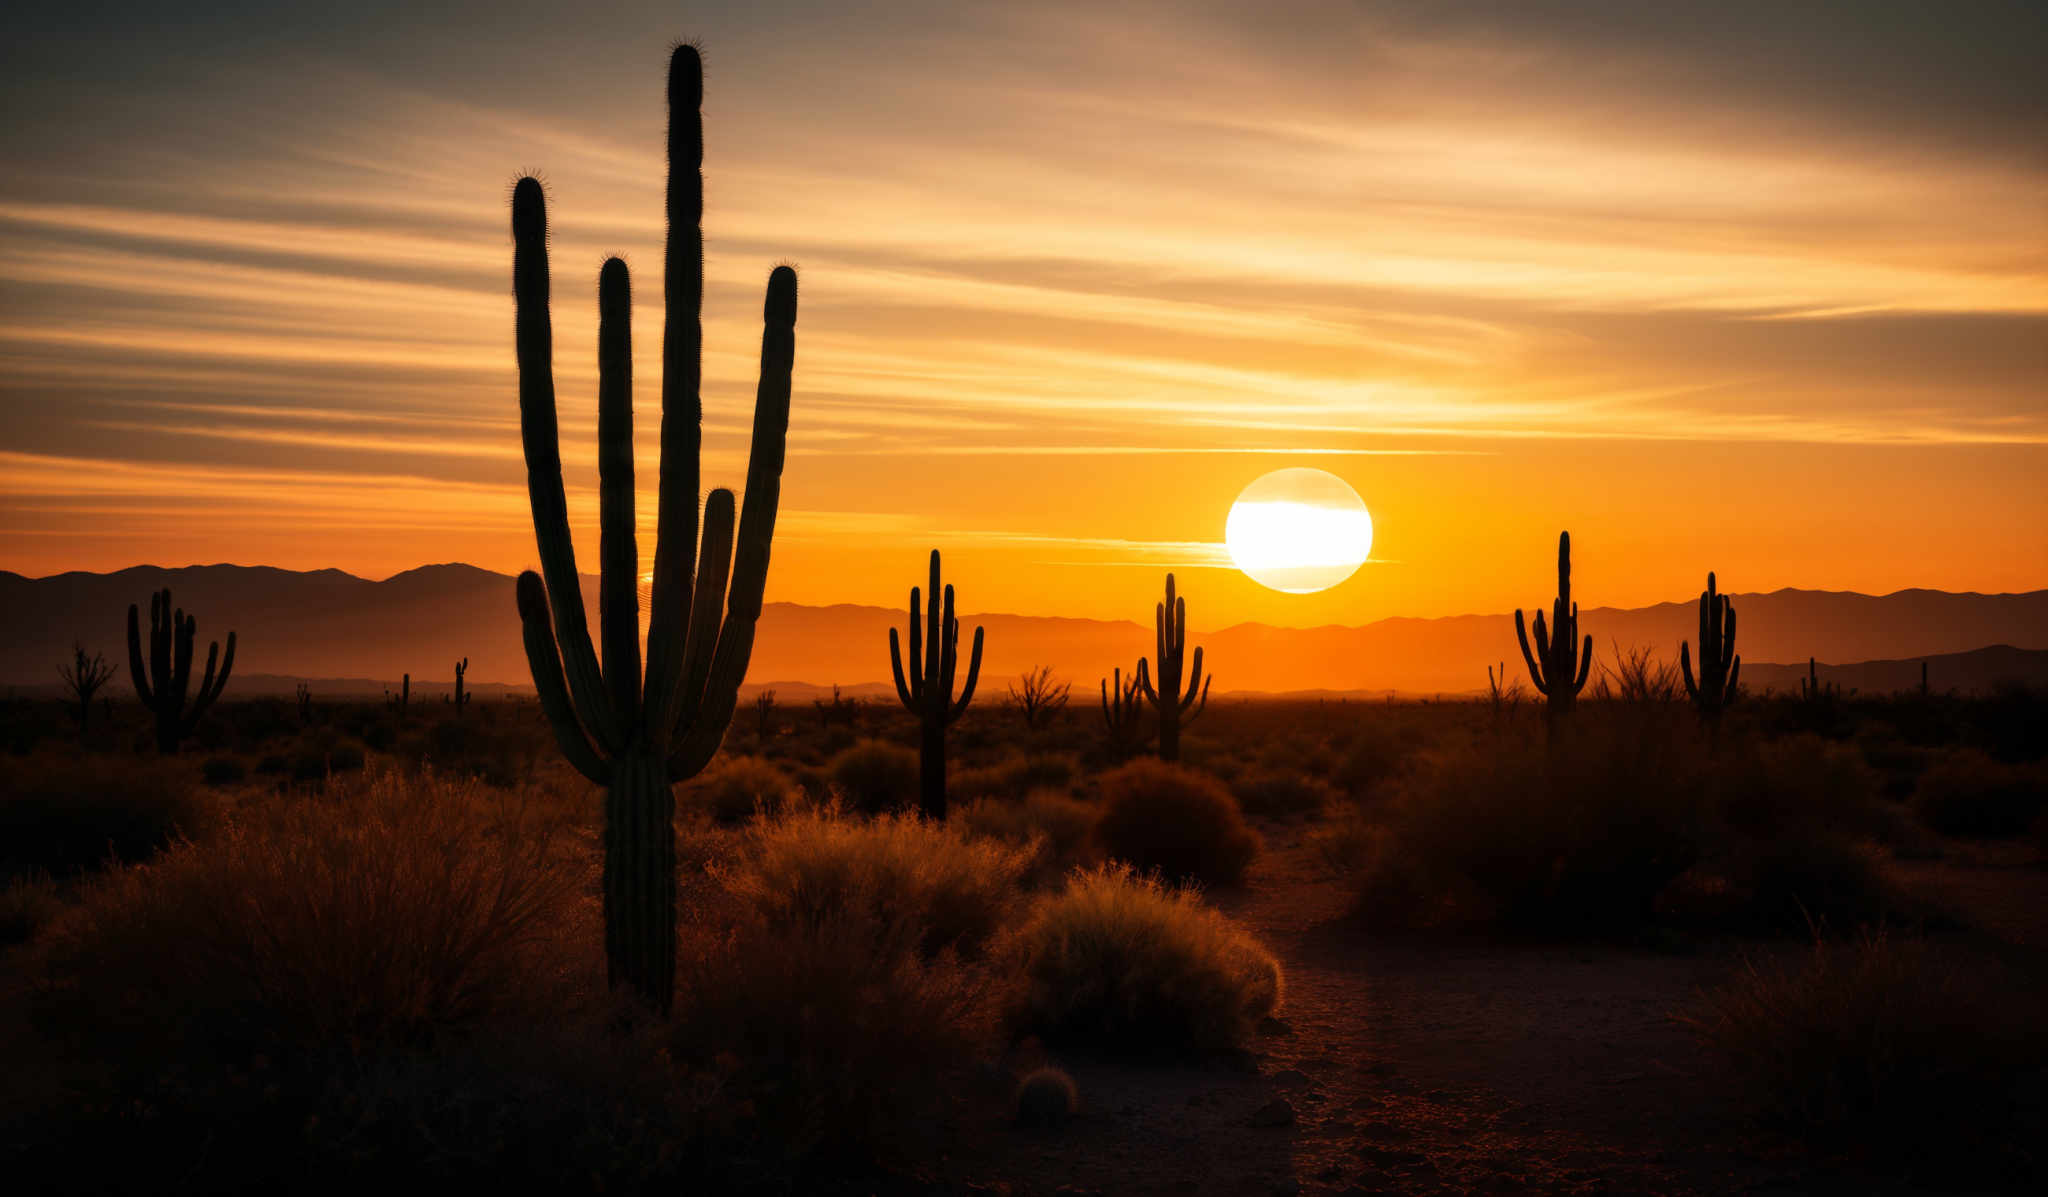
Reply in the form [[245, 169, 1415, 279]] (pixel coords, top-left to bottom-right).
[[953, 752, 1078, 802], [723, 804, 1034, 958], [826, 738, 919, 813], [1232, 768, 1340, 818], [0, 751, 216, 878], [1911, 748, 2047, 838], [1011, 864, 1281, 1055], [1685, 930, 2046, 1182], [1092, 759, 1261, 886], [959, 789, 1101, 879], [684, 753, 798, 824]]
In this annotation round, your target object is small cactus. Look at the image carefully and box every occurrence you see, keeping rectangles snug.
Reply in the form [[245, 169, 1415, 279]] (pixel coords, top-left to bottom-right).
[[1136, 573, 1209, 762], [126, 588, 236, 754], [1099, 662, 1147, 757], [1514, 532, 1592, 729], [1679, 572, 1740, 721], [453, 657, 470, 715], [1015, 1067, 1079, 1129], [888, 550, 984, 819]]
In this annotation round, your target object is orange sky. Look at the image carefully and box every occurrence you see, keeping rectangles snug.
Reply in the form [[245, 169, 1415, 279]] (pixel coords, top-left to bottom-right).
[[2, 1, 2044, 627]]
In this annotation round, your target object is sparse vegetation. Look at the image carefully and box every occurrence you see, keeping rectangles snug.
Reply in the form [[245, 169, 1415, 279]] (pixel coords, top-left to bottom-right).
[[1910, 747, 2048, 838], [828, 737, 920, 813], [1092, 758, 1260, 886], [684, 753, 797, 823]]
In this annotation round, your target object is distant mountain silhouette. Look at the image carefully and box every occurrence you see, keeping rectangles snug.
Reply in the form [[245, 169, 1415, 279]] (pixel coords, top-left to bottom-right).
[[3, 564, 2044, 696]]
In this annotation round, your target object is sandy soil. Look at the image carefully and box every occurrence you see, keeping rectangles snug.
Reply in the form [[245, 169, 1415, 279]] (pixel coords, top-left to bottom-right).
[[895, 821, 2045, 1197]]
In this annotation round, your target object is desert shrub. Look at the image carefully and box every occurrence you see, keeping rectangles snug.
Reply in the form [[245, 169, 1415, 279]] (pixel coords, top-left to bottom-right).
[[1911, 749, 2048, 838], [0, 753, 214, 878], [1332, 719, 1409, 798], [826, 738, 919, 813], [672, 900, 994, 1160], [685, 754, 797, 824], [1364, 716, 1707, 930], [723, 805, 1033, 958], [255, 752, 290, 775], [1306, 806, 1378, 875], [1685, 930, 2046, 1182], [953, 752, 1077, 802], [1010, 864, 1281, 1054], [1015, 1066, 1079, 1128], [1232, 769, 1339, 818], [959, 789, 1100, 878], [33, 766, 584, 1055], [1092, 759, 1260, 886], [0, 871, 62, 945], [199, 755, 246, 785]]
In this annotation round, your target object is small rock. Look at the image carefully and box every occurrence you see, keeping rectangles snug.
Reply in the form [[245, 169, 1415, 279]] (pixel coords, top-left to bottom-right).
[[1258, 1016, 1293, 1036], [1271, 1068, 1314, 1090], [1250, 1097, 1297, 1127]]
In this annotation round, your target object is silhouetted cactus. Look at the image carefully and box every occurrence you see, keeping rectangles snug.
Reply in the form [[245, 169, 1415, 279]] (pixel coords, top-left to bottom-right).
[[1679, 572, 1740, 721], [754, 688, 776, 738], [1136, 573, 1209, 761], [126, 588, 236, 754], [888, 550, 984, 819], [1099, 662, 1147, 757], [296, 682, 312, 724], [1799, 657, 1833, 702], [452, 657, 470, 715], [58, 643, 116, 736], [389, 673, 410, 715], [1514, 532, 1592, 729], [509, 44, 798, 1013]]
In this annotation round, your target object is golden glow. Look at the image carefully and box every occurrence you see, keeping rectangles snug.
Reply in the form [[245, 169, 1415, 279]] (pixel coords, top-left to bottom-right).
[[1225, 469, 1374, 594]]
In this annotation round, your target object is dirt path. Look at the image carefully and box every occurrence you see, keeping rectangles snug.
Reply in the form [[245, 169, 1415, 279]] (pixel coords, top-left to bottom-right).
[[921, 821, 1927, 1197]]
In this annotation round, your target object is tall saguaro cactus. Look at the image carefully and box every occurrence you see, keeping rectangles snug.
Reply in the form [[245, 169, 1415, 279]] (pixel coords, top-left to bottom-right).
[[1514, 531, 1592, 729], [510, 44, 797, 1014], [1100, 662, 1147, 757], [452, 657, 470, 714], [1137, 573, 1210, 761], [888, 550, 984, 820], [126, 588, 236, 754], [1679, 572, 1740, 721]]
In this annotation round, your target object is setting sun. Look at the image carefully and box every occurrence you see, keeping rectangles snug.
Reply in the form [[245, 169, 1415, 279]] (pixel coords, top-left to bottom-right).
[[1223, 467, 1374, 594]]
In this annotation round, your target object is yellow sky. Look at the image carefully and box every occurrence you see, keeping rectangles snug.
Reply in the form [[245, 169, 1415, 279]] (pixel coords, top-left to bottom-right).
[[2, 1, 2044, 626]]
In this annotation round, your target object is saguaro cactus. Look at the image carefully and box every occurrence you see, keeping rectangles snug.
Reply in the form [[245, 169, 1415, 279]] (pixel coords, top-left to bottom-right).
[[888, 550, 984, 819], [510, 44, 797, 1013], [452, 657, 470, 714], [1514, 532, 1592, 729], [126, 588, 236, 754], [1799, 657, 1830, 702], [1679, 572, 1740, 721], [1137, 573, 1210, 761], [1099, 662, 1147, 757]]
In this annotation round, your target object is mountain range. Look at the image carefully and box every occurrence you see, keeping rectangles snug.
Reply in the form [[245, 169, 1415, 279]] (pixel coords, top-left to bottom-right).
[[4, 564, 2045, 697]]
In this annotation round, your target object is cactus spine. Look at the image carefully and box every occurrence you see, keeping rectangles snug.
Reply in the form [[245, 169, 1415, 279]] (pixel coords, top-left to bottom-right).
[[452, 657, 470, 714], [888, 550, 984, 819], [1099, 662, 1147, 757], [509, 44, 797, 1014], [1136, 573, 1209, 761], [1679, 572, 1740, 721], [126, 588, 236, 754], [1514, 531, 1592, 729]]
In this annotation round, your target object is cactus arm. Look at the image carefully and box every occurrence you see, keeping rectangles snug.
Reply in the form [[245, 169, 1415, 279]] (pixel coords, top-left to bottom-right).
[[512, 177, 620, 754], [150, 593, 171, 708], [906, 585, 925, 695], [668, 487, 735, 738], [949, 625, 984, 721], [1100, 673, 1113, 725], [170, 611, 195, 714], [889, 627, 916, 709], [517, 572, 608, 783], [1679, 640, 1699, 700], [596, 256, 643, 728], [1514, 609, 1548, 694], [1185, 672, 1212, 724], [1181, 645, 1205, 713], [1573, 634, 1593, 694], [938, 582, 957, 705], [126, 602, 153, 706], [1154, 601, 1166, 688], [1727, 656, 1741, 699], [1723, 603, 1738, 668], [1135, 656, 1156, 704], [644, 45, 707, 731], [925, 553, 944, 707]]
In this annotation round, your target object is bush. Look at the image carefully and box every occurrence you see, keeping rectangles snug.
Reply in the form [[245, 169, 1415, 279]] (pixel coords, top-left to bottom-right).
[[1015, 1066, 1079, 1128], [1010, 864, 1281, 1054], [952, 752, 1077, 802], [685, 754, 797, 824], [723, 805, 1033, 958], [1362, 717, 1706, 930], [0, 753, 214, 878], [1232, 769, 1338, 818], [1092, 759, 1260, 886], [959, 789, 1100, 878], [826, 739, 919, 813], [1332, 720, 1409, 798], [1685, 930, 2046, 1182], [1911, 749, 2048, 838]]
